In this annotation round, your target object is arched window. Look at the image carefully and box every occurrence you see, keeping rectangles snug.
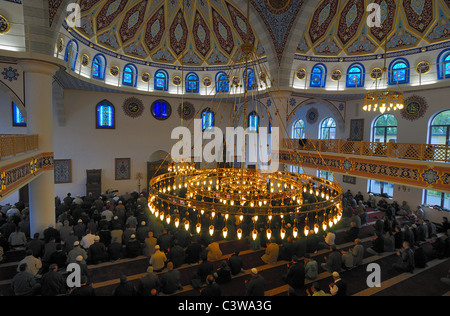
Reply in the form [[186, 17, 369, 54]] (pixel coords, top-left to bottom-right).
[[310, 63, 327, 88], [122, 64, 137, 87], [186, 72, 199, 93], [12, 102, 26, 127], [96, 100, 115, 129], [216, 72, 229, 93], [372, 114, 398, 143], [248, 111, 259, 133], [292, 119, 305, 139], [92, 54, 106, 80], [64, 39, 78, 71], [154, 69, 169, 91], [429, 110, 450, 145], [151, 100, 172, 120], [346, 63, 365, 88], [320, 117, 336, 140], [437, 50, 450, 80], [202, 108, 214, 131], [389, 58, 410, 85], [245, 68, 257, 91]]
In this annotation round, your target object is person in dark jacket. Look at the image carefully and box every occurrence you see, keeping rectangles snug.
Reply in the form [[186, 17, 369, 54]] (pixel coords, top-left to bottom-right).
[[41, 264, 66, 296], [159, 262, 182, 294], [245, 268, 265, 296], [88, 236, 108, 264], [366, 232, 385, 255], [185, 238, 203, 264], [168, 241, 186, 268], [283, 256, 305, 295], [228, 251, 244, 276], [393, 242, 415, 273], [200, 275, 221, 297], [214, 260, 232, 284], [108, 237, 123, 262], [113, 275, 137, 296], [125, 234, 141, 258]]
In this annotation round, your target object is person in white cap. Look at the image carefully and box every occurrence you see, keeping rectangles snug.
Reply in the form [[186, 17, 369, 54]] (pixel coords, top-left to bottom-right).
[[329, 271, 347, 296], [81, 230, 96, 250], [149, 245, 167, 273], [245, 267, 266, 296], [67, 241, 87, 265], [88, 235, 108, 264]]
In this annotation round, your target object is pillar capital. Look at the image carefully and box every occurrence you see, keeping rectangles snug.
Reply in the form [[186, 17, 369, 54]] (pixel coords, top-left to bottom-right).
[[18, 59, 60, 77]]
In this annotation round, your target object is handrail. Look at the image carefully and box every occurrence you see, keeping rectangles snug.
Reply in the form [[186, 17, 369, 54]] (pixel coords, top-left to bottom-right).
[[0, 134, 39, 159], [283, 138, 450, 163]]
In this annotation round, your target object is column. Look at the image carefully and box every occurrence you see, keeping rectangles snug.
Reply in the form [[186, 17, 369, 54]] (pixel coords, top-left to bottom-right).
[[19, 60, 60, 237]]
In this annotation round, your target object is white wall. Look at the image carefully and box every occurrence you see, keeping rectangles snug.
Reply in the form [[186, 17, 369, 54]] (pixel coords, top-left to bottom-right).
[[52, 89, 236, 198]]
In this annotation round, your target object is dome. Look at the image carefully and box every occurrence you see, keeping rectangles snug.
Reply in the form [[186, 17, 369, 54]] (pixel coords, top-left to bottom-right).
[[297, 0, 450, 57], [67, 0, 265, 67]]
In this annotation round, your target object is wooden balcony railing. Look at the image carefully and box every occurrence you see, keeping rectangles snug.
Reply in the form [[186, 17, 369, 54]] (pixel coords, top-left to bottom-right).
[[0, 135, 39, 159], [283, 139, 450, 163]]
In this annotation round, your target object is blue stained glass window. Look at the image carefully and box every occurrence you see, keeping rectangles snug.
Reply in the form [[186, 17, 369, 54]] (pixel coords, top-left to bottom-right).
[[310, 64, 326, 87], [186, 73, 199, 93], [245, 68, 257, 91], [347, 64, 364, 87], [96, 101, 114, 129], [64, 40, 78, 71], [151, 100, 171, 120], [154, 70, 168, 91], [12, 103, 26, 127], [248, 112, 259, 132], [389, 59, 409, 84], [445, 55, 450, 77], [123, 65, 135, 86], [202, 109, 214, 131], [216, 72, 229, 93], [92, 54, 106, 80]]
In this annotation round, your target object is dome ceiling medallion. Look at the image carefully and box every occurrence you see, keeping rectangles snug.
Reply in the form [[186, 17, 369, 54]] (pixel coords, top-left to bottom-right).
[[72, 0, 265, 67]]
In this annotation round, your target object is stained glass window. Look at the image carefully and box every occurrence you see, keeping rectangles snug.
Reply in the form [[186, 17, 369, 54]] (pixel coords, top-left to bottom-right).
[[64, 40, 78, 72], [245, 68, 257, 91], [151, 100, 171, 120], [155, 70, 168, 91], [96, 101, 114, 129], [202, 108, 214, 131], [248, 111, 259, 132], [389, 59, 409, 84], [216, 72, 229, 93], [122, 64, 136, 87], [92, 54, 106, 80], [186, 73, 199, 93], [347, 63, 364, 87], [445, 55, 450, 77], [320, 117, 336, 140], [310, 64, 326, 87], [12, 103, 26, 127]]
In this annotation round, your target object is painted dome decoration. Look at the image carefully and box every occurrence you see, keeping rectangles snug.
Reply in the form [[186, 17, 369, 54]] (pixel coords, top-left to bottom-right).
[[72, 0, 265, 67], [298, 0, 450, 57]]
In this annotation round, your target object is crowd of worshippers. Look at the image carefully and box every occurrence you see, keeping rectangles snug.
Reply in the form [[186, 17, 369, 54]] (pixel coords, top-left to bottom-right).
[[0, 189, 449, 296]]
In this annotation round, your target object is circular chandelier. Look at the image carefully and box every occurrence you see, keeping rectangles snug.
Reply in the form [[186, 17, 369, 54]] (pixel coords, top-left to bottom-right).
[[363, 88, 404, 114], [363, 39, 404, 114], [147, 1, 343, 242], [148, 168, 343, 240]]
